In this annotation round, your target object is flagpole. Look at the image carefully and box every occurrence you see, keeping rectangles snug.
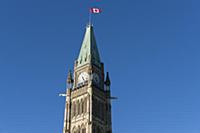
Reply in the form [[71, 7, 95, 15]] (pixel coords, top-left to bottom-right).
[[89, 9, 92, 26], [89, 7, 101, 26]]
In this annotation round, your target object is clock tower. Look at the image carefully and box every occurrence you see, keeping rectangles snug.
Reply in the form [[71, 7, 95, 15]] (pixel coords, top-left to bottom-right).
[[62, 24, 112, 133]]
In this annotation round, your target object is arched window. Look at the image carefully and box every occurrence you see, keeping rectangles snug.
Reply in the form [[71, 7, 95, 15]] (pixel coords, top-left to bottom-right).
[[100, 102, 104, 120], [82, 128, 86, 133], [84, 98, 87, 113], [78, 100, 80, 115], [72, 102, 76, 117], [72, 126, 76, 133], [92, 124, 96, 133], [81, 99, 84, 114], [102, 103, 105, 121], [97, 126, 101, 133], [76, 101, 79, 116], [77, 126, 81, 133], [71, 103, 74, 117], [97, 100, 100, 118]]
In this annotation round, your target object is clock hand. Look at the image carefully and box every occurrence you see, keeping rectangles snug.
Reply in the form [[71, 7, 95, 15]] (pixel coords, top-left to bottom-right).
[[82, 76, 85, 81]]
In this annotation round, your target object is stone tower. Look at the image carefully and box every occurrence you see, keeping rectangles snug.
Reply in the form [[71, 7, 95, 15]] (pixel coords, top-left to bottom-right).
[[62, 25, 112, 133]]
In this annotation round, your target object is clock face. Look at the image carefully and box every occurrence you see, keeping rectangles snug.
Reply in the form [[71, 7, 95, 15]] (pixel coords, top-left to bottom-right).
[[92, 73, 100, 84], [78, 72, 89, 84]]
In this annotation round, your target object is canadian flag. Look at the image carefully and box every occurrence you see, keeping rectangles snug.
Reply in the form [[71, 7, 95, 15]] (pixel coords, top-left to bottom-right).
[[90, 8, 102, 13]]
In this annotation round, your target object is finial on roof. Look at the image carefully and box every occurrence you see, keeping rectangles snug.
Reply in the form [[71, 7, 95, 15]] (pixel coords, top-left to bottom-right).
[[105, 72, 111, 86], [67, 70, 73, 84]]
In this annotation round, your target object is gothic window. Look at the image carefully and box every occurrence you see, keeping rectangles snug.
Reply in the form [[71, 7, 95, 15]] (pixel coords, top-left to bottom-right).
[[102, 103, 105, 121], [72, 102, 75, 117], [73, 102, 76, 116], [78, 100, 80, 115], [71, 103, 73, 117], [81, 99, 84, 114], [74, 102, 77, 116], [84, 98, 87, 113], [97, 127, 101, 133], [92, 125, 96, 133], [82, 128, 86, 133], [101, 102, 104, 120], [100, 102, 102, 119], [97, 100, 100, 118], [77, 126, 81, 133], [72, 127, 76, 133], [83, 99, 85, 113], [92, 97, 98, 117], [76, 101, 79, 116]]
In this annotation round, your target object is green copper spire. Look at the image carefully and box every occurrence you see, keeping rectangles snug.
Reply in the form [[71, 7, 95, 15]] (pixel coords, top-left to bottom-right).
[[77, 25, 101, 67]]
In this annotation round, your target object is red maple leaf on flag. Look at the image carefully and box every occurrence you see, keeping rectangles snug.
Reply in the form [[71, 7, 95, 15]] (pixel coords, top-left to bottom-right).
[[90, 7, 102, 13]]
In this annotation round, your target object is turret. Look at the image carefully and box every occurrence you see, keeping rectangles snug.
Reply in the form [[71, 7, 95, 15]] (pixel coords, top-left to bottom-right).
[[67, 70, 73, 89], [105, 72, 111, 91]]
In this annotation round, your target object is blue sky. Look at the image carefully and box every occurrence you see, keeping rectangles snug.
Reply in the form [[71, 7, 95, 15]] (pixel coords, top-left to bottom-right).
[[0, 0, 200, 133]]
